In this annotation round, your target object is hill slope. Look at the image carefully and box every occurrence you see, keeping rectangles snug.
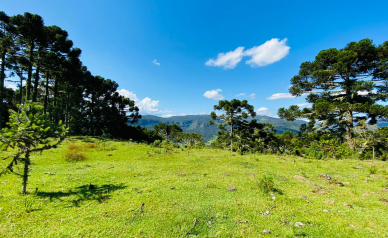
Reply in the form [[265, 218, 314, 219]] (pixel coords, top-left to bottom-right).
[[134, 115, 306, 141], [0, 137, 387, 237]]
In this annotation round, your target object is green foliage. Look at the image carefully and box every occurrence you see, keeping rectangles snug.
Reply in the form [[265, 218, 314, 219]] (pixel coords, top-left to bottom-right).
[[278, 39, 388, 149], [306, 142, 324, 159], [368, 166, 378, 174], [0, 102, 67, 193], [257, 175, 275, 193]]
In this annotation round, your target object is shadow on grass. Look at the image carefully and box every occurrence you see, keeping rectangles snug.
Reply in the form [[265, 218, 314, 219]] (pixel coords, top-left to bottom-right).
[[35, 183, 127, 206]]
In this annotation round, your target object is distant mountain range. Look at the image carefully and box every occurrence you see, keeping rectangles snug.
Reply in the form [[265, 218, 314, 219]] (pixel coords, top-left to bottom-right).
[[133, 115, 306, 141]]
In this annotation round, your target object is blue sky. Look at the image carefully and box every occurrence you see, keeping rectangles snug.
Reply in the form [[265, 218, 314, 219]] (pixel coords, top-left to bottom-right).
[[3, 0, 388, 117]]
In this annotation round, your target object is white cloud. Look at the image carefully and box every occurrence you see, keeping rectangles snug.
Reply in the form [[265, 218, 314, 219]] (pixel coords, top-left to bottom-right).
[[256, 107, 271, 116], [249, 93, 256, 99], [297, 103, 312, 108], [152, 59, 160, 66], [203, 89, 224, 100], [205, 38, 290, 69], [5, 82, 18, 91], [244, 38, 290, 67], [266, 92, 305, 100], [235, 93, 246, 97], [205, 47, 245, 69], [117, 89, 161, 114]]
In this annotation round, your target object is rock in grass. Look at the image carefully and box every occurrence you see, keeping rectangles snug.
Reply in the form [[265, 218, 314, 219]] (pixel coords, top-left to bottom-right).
[[353, 166, 363, 169], [263, 229, 271, 234], [301, 195, 308, 199], [349, 224, 355, 229], [295, 222, 305, 228], [325, 200, 335, 205], [226, 186, 237, 191], [322, 209, 329, 213], [294, 175, 308, 182], [379, 198, 388, 202]]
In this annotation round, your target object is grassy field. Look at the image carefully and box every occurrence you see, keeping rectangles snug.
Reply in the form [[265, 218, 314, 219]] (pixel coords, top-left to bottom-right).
[[1, 137, 388, 237]]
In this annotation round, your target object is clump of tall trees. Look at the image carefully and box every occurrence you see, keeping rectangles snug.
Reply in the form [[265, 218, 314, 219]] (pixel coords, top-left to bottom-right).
[[211, 39, 388, 159], [0, 11, 140, 137]]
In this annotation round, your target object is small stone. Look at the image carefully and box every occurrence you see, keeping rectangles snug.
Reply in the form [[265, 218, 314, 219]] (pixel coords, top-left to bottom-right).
[[301, 195, 307, 199], [379, 198, 388, 202], [349, 224, 355, 229], [295, 222, 306, 228], [346, 204, 354, 209], [261, 211, 270, 215], [312, 188, 324, 194], [226, 186, 237, 191], [342, 182, 350, 185], [263, 229, 271, 234], [207, 221, 212, 228], [170, 187, 175, 190], [294, 175, 308, 182], [325, 200, 335, 205], [369, 174, 379, 178], [322, 209, 329, 213], [353, 166, 363, 169]]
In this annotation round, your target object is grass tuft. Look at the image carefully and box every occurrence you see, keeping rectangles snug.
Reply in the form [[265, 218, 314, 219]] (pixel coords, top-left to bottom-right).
[[64, 151, 87, 161]]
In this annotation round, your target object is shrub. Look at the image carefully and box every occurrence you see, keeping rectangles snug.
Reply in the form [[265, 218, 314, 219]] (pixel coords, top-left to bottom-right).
[[68, 144, 82, 150], [65, 151, 87, 162], [306, 142, 324, 159], [369, 166, 378, 174], [258, 175, 275, 193], [84, 143, 98, 149]]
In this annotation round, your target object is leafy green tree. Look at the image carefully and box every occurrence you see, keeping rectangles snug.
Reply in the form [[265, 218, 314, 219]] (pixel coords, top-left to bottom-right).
[[0, 103, 67, 194], [278, 39, 388, 149], [209, 99, 256, 152], [11, 12, 44, 101], [154, 123, 182, 142], [0, 11, 17, 129]]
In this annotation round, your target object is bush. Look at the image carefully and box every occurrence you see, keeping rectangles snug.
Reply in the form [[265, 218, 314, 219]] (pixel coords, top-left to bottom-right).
[[369, 166, 378, 174], [68, 144, 82, 150], [306, 142, 324, 159], [258, 175, 275, 193], [64, 151, 87, 162], [84, 143, 98, 149]]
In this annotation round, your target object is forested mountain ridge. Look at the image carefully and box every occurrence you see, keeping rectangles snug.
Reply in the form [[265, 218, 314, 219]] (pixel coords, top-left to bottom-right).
[[134, 115, 306, 141]]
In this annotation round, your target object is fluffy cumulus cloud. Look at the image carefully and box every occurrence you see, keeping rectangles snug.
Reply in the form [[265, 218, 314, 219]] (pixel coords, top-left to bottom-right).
[[249, 93, 256, 99], [256, 107, 271, 116], [5, 82, 18, 91], [205, 47, 245, 69], [266, 93, 297, 100], [203, 89, 224, 100], [117, 89, 160, 114], [297, 103, 312, 108], [244, 38, 290, 67], [205, 38, 290, 69], [152, 59, 160, 66], [235, 93, 246, 97]]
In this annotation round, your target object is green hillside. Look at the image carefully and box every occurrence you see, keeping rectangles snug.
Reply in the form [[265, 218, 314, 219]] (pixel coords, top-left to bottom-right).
[[134, 115, 306, 141]]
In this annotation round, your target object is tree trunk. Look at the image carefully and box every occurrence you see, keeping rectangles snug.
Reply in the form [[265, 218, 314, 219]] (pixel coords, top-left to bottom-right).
[[26, 44, 34, 101], [347, 110, 355, 150], [230, 123, 233, 152], [0, 51, 6, 130], [44, 72, 49, 114], [32, 59, 40, 102], [19, 70, 24, 104], [22, 151, 30, 194]]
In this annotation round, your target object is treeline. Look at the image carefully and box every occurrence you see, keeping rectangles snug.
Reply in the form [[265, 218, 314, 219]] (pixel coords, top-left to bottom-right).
[[0, 11, 144, 138], [210, 39, 388, 160], [0, 11, 207, 144]]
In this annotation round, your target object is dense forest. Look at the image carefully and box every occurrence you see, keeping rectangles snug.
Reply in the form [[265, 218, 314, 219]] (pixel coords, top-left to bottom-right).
[[1, 11, 388, 161]]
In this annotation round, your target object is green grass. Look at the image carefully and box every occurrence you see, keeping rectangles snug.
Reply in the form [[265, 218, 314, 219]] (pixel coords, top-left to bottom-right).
[[1, 137, 388, 237]]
